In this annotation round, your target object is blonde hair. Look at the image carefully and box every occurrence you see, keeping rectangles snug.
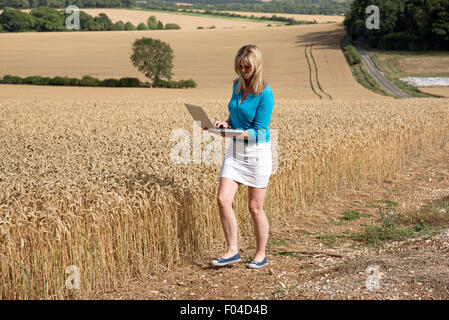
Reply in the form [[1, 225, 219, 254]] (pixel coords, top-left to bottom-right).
[[233, 44, 267, 96]]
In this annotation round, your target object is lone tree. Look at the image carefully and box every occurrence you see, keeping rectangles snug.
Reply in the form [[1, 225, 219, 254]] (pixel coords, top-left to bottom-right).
[[130, 37, 174, 86]]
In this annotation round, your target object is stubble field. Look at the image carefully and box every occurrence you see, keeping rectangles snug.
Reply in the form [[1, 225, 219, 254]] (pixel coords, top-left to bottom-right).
[[0, 24, 384, 100], [418, 87, 449, 98]]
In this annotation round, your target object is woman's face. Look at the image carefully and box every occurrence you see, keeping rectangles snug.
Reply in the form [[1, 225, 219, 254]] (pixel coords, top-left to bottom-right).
[[239, 61, 253, 80]]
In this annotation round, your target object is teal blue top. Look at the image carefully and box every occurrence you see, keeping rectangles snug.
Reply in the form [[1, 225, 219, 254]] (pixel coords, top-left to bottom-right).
[[228, 80, 274, 144]]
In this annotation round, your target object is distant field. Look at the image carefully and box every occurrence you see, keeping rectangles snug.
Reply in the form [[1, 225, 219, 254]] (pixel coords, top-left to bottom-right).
[[81, 8, 269, 30], [0, 24, 382, 101], [397, 56, 449, 75], [176, 8, 344, 23], [0, 8, 267, 30], [370, 50, 449, 77], [418, 87, 449, 97], [221, 11, 345, 23]]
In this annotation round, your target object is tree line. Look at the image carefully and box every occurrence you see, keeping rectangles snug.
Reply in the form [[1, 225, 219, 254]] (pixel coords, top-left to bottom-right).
[[0, 0, 135, 9], [0, 0, 352, 16], [0, 6, 180, 32], [0, 74, 196, 88], [144, 0, 351, 15], [159, 7, 318, 25], [1, 37, 197, 89], [1, 0, 352, 15], [344, 0, 449, 50]]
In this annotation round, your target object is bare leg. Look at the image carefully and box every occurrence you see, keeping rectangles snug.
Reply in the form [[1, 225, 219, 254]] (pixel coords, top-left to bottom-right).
[[216, 177, 240, 258], [248, 186, 269, 262]]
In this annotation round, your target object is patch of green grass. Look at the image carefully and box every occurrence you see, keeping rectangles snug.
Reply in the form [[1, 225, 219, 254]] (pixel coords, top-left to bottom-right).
[[350, 196, 449, 247], [350, 222, 415, 246], [242, 256, 253, 264], [288, 284, 298, 290], [400, 197, 449, 227], [316, 233, 347, 247], [340, 210, 372, 221], [368, 199, 398, 210], [271, 289, 285, 296], [269, 239, 286, 246], [329, 220, 344, 226], [299, 264, 314, 270], [274, 251, 299, 258], [378, 199, 399, 208]]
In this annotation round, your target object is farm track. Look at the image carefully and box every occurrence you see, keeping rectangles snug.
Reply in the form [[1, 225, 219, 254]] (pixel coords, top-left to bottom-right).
[[305, 43, 332, 100], [355, 39, 411, 99]]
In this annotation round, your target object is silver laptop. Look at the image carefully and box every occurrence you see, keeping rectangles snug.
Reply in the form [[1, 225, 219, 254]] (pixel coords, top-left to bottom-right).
[[184, 103, 244, 137]]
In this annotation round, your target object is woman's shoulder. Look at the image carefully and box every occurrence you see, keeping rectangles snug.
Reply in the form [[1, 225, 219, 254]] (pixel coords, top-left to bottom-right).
[[232, 78, 239, 91], [262, 82, 273, 96]]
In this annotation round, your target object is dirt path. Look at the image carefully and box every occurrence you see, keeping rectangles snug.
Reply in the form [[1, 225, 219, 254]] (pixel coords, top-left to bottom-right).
[[84, 142, 449, 300]]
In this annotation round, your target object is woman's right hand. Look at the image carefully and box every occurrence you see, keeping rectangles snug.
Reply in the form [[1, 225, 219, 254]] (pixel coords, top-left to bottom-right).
[[213, 120, 230, 129]]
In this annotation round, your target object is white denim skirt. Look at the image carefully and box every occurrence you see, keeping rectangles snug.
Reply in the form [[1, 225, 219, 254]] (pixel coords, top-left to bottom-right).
[[220, 139, 272, 188]]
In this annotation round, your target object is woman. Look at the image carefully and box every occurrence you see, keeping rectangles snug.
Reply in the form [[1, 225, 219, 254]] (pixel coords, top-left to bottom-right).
[[210, 44, 274, 269]]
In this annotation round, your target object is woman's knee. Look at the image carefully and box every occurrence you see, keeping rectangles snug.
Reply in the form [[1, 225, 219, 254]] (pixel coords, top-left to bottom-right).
[[248, 202, 264, 218], [217, 193, 232, 209]]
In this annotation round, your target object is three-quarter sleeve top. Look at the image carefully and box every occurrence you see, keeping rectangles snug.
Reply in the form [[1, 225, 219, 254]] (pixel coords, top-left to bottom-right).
[[227, 80, 274, 144]]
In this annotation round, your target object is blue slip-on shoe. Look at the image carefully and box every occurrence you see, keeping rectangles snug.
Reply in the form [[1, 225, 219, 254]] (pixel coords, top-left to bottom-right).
[[210, 253, 241, 267], [247, 257, 268, 269]]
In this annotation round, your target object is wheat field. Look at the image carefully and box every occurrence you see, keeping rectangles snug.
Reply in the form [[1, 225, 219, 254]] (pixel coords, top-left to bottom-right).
[[1, 20, 449, 299], [1, 96, 449, 299]]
